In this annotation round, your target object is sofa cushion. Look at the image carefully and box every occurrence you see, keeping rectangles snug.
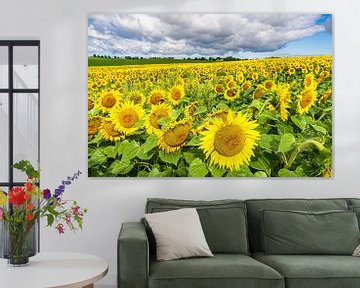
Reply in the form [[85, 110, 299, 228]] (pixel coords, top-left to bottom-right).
[[146, 198, 249, 254], [145, 208, 213, 261], [261, 209, 359, 255], [246, 198, 349, 252], [252, 252, 360, 288], [149, 254, 284, 288]]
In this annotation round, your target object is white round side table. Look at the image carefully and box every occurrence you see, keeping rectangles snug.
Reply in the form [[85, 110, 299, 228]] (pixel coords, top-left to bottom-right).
[[0, 252, 108, 288]]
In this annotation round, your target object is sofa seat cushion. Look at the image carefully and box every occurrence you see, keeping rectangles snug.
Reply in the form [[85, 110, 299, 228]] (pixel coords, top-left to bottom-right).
[[149, 254, 284, 288], [252, 252, 360, 288]]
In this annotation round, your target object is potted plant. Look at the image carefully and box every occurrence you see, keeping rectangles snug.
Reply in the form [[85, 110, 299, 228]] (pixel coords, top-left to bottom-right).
[[0, 160, 86, 266]]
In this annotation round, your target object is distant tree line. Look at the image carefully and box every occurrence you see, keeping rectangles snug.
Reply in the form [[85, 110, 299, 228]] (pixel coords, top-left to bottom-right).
[[90, 54, 243, 62]]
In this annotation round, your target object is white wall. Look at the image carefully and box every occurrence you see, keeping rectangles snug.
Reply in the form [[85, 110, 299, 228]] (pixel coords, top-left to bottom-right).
[[1, 0, 360, 286]]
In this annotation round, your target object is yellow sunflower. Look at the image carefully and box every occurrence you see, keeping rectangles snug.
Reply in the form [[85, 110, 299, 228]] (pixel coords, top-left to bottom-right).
[[148, 89, 166, 105], [168, 85, 185, 105], [227, 80, 236, 89], [210, 109, 229, 121], [184, 102, 198, 119], [158, 120, 191, 153], [110, 101, 144, 135], [99, 119, 124, 142], [214, 84, 225, 94], [321, 88, 332, 102], [95, 90, 121, 113], [242, 81, 252, 90], [236, 72, 245, 83], [145, 103, 173, 135], [88, 116, 103, 136], [253, 85, 266, 100], [88, 98, 94, 111], [199, 112, 260, 171], [276, 84, 291, 121], [297, 88, 317, 115], [224, 87, 240, 101], [303, 73, 318, 90], [264, 80, 275, 90], [128, 91, 145, 105]]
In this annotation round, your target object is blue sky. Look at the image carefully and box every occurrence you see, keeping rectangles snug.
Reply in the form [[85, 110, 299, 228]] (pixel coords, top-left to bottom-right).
[[88, 14, 332, 59]]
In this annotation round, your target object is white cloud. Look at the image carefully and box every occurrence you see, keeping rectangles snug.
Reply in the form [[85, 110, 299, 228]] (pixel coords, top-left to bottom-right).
[[88, 14, 325, 57]]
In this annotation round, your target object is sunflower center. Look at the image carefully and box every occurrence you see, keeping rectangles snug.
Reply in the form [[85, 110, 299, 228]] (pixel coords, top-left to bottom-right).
[[130, 94, 142, 104], [226, 89, 236, 98], [254, 88, 266, 99], [265, 81, 273, 89], [305, 77, 312, 87], [102, 94, 117, 108], [243, 83, 251, 90], [88, 99, 94, 111], [172, 90, 182, 100], [150, 93, 164, 105], [215, 85, 223, 93], [214, 125, 246, 157], [300, 91, 313, 108], [119, 109, 139, 128], [104, 122, 122, 137], [164, 124, 191, 147], [150, 110, 168, 129], [88, 118, 102, 135]]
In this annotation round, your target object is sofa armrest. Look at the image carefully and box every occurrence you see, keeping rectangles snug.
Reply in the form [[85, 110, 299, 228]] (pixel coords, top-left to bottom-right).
[[118, 222, 149, 288]]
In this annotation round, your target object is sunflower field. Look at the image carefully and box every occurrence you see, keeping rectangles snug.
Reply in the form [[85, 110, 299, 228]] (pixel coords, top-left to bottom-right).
[[88, 55, 332, 177]]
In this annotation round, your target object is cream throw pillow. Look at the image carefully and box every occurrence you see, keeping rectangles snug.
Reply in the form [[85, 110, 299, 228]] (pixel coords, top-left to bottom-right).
[[145, 208, 213, 261]]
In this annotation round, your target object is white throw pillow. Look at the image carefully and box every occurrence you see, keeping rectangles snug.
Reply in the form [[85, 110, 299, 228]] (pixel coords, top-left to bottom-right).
[[145, 208, 213, 261]]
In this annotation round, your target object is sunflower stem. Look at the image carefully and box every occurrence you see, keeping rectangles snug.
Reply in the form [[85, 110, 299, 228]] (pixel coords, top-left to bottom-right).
[[286, 139, 325, 169]]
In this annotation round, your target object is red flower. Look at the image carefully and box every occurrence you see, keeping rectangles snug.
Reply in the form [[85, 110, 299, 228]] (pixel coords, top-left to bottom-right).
[[24, 193, 31, 200], [26, 203, 34, 210], [26, 214, 33, 221], [9, 187, 26, 205], [25, 182, 33, 192], [56, 223, 65, 234]]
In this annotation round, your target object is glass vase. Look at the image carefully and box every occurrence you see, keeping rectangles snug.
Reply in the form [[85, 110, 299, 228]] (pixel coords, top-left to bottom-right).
[[0, 220, 37, 266]]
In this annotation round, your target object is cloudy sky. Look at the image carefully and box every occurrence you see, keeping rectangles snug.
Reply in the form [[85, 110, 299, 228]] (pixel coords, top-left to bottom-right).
[[88, 14, 332, 59]]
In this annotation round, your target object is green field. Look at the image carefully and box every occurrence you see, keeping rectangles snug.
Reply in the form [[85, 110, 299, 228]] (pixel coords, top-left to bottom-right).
[[88, 57, 216, 67]]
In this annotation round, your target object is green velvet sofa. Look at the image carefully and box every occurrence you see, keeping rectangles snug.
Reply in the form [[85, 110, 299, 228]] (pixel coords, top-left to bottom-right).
[[118, 198, 360, 288]]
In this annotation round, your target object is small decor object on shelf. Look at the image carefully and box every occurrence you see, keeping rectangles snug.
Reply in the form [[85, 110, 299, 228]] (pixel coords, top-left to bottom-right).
[[0, 160, 87, 266]]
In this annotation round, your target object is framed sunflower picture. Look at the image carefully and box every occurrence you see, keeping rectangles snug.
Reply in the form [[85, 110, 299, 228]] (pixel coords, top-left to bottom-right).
[[88, 13, 333, 177]]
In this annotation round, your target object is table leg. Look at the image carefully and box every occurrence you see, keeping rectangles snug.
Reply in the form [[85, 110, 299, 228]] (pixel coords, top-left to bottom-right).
[[82, 284, 94, 288]]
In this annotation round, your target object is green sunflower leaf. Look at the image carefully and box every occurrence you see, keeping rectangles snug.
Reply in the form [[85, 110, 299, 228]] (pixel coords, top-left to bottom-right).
[[110, 159, 134, 175], [159, 150, 181, 166], [258, 134, 279, 152], [189, 158, 209, 177], [249, 157, 271, 176], [103, 146, 117, 158], [310, 124, 327, 135], [278, 134, 296, 153], [193, 106, 207, 116], [254, 171, 268, 177], [88, 149, 107, 167], [119, 140, 140, 160], [208, 165, 225, 177], [143, 135, 158, 153], [227, 165, 253, 177], [187, 135, 201, 147]]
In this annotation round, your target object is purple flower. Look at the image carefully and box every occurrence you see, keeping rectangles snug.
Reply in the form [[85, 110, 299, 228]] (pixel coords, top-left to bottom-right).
[[43, 189, 51, 200]]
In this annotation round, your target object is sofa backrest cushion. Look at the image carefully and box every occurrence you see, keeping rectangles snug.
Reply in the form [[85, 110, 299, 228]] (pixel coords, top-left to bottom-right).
[[246, 198, 349, 252], [145, 198, 249, 254], [261, 209, 359, 255]]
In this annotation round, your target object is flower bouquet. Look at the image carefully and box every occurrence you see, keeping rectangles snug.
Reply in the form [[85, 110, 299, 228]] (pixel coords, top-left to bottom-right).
[[0, 160, 86, 266]]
